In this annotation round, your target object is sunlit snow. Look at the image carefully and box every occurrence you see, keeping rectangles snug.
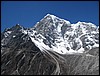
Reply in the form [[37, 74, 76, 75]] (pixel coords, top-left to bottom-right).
[[28, 14, 99, 55], [13, 35, 16, 38]]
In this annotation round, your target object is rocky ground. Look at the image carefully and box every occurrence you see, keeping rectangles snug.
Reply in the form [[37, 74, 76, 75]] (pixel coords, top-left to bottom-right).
[[1, 31, 99, 75]]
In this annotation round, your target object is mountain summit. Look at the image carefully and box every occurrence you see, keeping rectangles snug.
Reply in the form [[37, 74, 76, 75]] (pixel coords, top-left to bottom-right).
[[29, 14, 99, 55], [1, 14, 99, 75]]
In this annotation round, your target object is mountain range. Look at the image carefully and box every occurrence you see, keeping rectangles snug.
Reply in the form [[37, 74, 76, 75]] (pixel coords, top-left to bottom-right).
[[1, 14, 99, 75]]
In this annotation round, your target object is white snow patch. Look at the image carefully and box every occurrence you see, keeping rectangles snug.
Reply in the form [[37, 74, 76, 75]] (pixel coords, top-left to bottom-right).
[[7, 31, 12, 34], [63, 20, 71, 26], [91, 31, 97, 34], [57, 24, 62, 32], [77, 47, 84, 53], [22, 30, 27, 34], [30, 36, 51, 52], [4, 32, 9, 37], [93, 43, 99, 48], [13, 35, 16, 38], [51, 45, 67, 54]]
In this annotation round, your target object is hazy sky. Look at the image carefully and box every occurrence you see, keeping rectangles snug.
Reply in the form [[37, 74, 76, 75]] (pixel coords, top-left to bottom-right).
[[1, 1, 99, 31]]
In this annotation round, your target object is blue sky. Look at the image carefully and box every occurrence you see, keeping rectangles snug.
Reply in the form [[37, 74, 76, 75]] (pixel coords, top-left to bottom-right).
[[1, 1, 99, 31]]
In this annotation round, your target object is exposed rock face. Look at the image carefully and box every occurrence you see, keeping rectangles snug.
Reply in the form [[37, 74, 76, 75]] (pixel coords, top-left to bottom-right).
[[1, 14, 99, 75]]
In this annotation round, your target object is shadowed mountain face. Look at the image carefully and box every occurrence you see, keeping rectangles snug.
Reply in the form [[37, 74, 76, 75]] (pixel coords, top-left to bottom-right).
[[1, 14, 99, 75]]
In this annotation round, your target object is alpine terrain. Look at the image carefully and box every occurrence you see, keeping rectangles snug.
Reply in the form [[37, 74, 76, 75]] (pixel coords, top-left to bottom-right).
[[1, 14, 99, 75]]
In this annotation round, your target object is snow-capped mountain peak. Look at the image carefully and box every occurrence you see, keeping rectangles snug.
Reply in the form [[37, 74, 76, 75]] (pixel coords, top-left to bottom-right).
[[27, 14, 99, 55]]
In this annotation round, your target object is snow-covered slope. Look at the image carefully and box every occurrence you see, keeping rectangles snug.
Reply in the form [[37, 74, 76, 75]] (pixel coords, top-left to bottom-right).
[[26, 14, 99, 55]]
